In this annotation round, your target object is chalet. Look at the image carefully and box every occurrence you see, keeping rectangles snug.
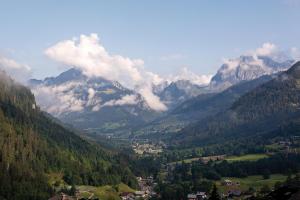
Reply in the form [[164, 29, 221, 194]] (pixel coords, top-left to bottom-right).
[[119, 192, 135, 200], [187, 193, 197, 200], [48, 193, 75, 200], [135, 191, 146, 198], [222, 179, 233, 186], [196, 192, 207, 200], [200, 155, 226, 164], [228, 189, 242, 197]]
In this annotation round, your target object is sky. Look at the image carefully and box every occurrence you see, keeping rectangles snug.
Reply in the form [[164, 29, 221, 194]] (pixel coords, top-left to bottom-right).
[[0, 0, 300, 79]]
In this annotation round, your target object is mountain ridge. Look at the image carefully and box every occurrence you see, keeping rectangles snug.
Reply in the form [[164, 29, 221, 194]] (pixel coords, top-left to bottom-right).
[[170, 61, 300, 147]]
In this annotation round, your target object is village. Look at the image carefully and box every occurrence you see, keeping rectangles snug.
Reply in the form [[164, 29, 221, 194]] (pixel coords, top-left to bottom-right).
[[47, 175, 158, 200], [119, 176, 157, 200], [132, 142, 165, 155]]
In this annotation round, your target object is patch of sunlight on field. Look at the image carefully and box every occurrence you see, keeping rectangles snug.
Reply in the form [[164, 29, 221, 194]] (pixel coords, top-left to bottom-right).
[[225, 154, 269, 162], [77, 183, 135, 200], [216, 174, 288, 193]]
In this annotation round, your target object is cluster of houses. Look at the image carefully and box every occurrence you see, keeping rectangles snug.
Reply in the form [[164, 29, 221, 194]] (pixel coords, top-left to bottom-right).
[[48, 192, 99, 200], [221, 179, 242, 198], [132, 142, 163, 155], [186, 179, 243, 200], [222, 179, 240, 187], [200, 155, 226, 164], [120, 176, 157, 200], [187, 192, 207, 200]]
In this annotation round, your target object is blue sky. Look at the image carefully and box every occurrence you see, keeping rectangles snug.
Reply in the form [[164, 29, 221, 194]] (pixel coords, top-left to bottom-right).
[[0, 0, 300, 78]]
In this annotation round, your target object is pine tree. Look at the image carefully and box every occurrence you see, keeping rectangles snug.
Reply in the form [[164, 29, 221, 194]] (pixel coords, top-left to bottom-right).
[[209, 184, 220, 200]]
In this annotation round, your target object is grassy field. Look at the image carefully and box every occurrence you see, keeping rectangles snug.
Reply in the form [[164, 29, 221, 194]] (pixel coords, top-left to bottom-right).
[[216, 174, 288, 193], [77, 183, 135, 200], [168, 153, 269, 166], [225, 154, 269, 162], [169, 157, 201, 165]]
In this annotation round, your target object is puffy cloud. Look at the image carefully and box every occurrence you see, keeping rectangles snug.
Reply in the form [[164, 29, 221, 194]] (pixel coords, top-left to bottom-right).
[[251, 42, 290, 62], [0, 55, 31, 83], [32, 81, 85, 115], [254, 43, 278, 57], [138, 86, 167, 111], [45, 33, 166, 111], [167, 67, 212, 86], [103, 94, 138, 107], [45, 33, 145, 88]]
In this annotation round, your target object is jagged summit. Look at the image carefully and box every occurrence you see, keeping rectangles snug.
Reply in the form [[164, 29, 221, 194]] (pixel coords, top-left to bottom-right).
[[210, 55, 294, 91]]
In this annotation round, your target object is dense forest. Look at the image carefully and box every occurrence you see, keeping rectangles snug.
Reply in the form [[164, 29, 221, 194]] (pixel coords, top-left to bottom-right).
[[152, 154, 300, 200], [0, 72, 137, 200]]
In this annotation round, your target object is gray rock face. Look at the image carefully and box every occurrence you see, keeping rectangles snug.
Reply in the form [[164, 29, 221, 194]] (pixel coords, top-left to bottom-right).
[[29, 68, 158, 134], [210, 55, 294, 91]]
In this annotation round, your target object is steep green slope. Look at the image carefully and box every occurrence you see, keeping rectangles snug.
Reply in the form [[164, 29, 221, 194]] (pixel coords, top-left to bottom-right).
[[172, 61, 300, 147], [0, 72, 137, 200]]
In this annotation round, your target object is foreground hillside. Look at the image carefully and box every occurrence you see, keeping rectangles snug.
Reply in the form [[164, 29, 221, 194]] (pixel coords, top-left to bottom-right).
[[0, 72, 137, 200]]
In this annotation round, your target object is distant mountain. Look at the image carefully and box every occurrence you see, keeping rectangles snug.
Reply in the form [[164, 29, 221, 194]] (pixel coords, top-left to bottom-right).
[[30, 68, 209, 136], [29, 68, 160, 135], [171, 61, 300, 147], [0, 71, 137, 199], [210, 55, 294, 91], [29, 55, 294, 137], [155, 80, 207, 108], [133, 74, 273, 139]]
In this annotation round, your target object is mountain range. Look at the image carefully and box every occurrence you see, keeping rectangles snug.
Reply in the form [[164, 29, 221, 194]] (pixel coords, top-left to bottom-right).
[[169, 61, 300, 148], [29, 54, 294, 137]]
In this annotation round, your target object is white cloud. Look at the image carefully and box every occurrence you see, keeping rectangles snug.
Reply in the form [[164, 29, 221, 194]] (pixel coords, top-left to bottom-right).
[[138, 86, 167, 110], [32, 81, 85, 115], [0, 55, 31, 83], [167, 67, 212, 86], [251, 42, 290, 62], [45, 33, 167, 111], [254, 43, 278, 57], [103, 94, 138, 107]]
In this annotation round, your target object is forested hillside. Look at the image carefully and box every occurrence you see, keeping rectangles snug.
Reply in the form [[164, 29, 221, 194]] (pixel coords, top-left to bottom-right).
[[0, 71, 137, 200], [171, 61, 300, 148]]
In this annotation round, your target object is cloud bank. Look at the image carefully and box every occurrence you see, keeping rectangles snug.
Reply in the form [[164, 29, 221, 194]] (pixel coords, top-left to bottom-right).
[[45, 33, 167, 111], [0, 55, 31, 83], [167, 67, 212, 86], [103, 94, 138, 107]]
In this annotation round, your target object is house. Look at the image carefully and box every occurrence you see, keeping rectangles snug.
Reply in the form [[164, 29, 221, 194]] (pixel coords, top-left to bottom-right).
[[187, 193, 197, 200], [196, 192, 207, 200], [119, 192, 135, 200], [222, 179, 233, 186], [200, 155, 226, 164], [228, 189, 242, 197], [48, 193, 75, 200], [135, 191, 146, 198]]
